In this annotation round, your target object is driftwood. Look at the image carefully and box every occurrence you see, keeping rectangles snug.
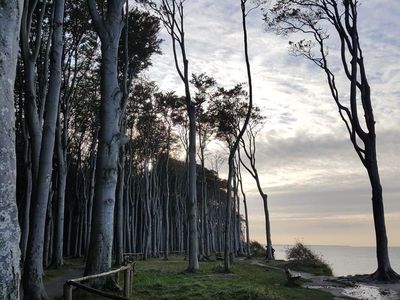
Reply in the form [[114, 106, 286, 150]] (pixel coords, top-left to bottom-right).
[[285, 267, 301, 285]]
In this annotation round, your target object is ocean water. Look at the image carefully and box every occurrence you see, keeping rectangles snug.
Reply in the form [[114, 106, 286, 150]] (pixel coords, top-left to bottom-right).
[[273, 245, 400, 276]]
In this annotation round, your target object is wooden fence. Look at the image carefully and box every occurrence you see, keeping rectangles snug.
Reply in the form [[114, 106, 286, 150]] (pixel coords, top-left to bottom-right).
[[122, 251, 185, 262], [63, 263, 134, 300]]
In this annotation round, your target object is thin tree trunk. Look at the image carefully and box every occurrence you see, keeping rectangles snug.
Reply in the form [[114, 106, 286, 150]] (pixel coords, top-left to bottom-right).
[[164, 151, 170, 260], [115, 148, 125, 265], [53, 116, 67, 267], [23, 1, 65, 297], [187, 103, 199, 271]]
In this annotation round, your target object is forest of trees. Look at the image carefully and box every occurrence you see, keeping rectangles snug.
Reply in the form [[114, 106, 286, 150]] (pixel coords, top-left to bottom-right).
[[0, 0, 398, 299]]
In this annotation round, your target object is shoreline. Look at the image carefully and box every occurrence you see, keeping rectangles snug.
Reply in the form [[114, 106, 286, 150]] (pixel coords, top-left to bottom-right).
[[300, 271, 400, 300]]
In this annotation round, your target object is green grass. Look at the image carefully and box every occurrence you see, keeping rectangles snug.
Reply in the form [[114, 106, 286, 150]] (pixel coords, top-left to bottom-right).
[[271, 259, 333, 277], [131, 256, 333, 299]]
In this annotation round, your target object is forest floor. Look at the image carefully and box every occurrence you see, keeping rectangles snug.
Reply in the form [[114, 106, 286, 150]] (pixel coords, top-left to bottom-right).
[[43, 257, 84, 299], [43, 255, 400, 299]]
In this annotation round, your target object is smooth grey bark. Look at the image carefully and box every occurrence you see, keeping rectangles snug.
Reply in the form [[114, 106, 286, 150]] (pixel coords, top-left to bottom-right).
[[20, 0, 48, 185], [20, 0, 48, 265], [163, 134, 171, 260], [84, 0, 125, 277], [187, 103, 199, 271], [0, 1, 23, 299], [153, 0, 199, 271], [115, 149, 125, 266], [52, 116, 67, 267], [23, 0, 65, 297], [86, 129, 98, 255], [20, 124, 32, 263]]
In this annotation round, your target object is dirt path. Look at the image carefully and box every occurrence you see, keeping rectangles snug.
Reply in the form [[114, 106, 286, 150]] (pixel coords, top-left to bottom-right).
[[44, 267, 84, 299]]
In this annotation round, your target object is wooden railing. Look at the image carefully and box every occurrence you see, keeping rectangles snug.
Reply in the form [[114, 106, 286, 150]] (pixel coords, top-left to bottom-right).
[[123, 252, 144, 262], [63, 263, 135, 300], [122, 251, 185, 263]]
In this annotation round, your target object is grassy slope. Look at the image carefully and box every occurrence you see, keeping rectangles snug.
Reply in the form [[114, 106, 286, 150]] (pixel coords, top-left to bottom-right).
[[132, 256, 333, 300]]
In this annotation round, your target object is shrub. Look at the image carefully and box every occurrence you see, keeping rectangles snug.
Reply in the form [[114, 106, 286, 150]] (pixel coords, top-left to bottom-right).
[[286, 242, 319, 261], [285, 242, 333, 276], [250, 241, 265, 257]]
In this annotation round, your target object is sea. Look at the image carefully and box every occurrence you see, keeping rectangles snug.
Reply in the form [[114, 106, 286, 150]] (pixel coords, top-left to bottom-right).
[[273, 245, 400, 277]]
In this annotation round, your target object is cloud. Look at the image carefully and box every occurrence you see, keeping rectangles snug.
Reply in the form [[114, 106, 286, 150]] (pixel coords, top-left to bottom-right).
[[144, 0, 400, 246]]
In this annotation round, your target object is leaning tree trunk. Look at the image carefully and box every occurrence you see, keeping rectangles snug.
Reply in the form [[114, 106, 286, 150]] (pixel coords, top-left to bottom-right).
[[84, 0, 125, 278], [23, 0, 65, 297], [0, 1, 23, 298], [262, 194, 273, 260]]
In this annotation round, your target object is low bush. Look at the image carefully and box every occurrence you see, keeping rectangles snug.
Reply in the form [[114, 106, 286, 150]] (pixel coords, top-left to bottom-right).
[[250, 241, 265, 257], [285, 242, 333, 276]]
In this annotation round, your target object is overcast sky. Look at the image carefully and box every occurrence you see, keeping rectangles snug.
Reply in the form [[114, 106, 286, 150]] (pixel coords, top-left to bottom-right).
[[145, 0, 400, 247]]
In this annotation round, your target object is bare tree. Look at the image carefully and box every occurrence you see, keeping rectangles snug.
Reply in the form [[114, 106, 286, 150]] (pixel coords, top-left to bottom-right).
[[240, 120, 274, 260], [146, 0, 200, 271], [222, 0, 254, 272], [0, 1, 23, 298], [266, 0, 399, 281]]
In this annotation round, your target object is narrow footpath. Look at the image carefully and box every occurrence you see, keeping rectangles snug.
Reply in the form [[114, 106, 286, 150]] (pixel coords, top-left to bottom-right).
[[44, 267, 84, 299]]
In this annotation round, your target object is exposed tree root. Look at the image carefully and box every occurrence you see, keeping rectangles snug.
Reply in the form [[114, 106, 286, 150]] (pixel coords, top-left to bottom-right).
[[370, 268, 400, 282]]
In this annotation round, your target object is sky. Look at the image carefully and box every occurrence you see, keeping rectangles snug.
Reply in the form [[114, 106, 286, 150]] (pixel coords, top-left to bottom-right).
[[144, 0, 400, 247]]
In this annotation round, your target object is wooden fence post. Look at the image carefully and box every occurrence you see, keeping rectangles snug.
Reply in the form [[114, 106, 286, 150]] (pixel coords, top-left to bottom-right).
[[64, 283, 73, 300], [124, 267, 131, 298]]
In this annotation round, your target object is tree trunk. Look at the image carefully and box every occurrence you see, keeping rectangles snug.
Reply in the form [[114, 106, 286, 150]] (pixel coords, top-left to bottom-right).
[[365, 138, 397, 280], [224, 159, 234, 271], [187, 103, 199, 271], [52, 117, 67, 267], [23, 0, 65, 297], [20, 133, 32, 263], [262, 194, 273, 260], [84, 37, 123, 277], [115, 149, 125, 266], [164, 151, 170, 260], [0, 1, 23, 298]]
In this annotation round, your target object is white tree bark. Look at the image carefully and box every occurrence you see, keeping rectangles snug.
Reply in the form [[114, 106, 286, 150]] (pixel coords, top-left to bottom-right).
[[0, 1, 23, 299], [84, 0, 125, 277]]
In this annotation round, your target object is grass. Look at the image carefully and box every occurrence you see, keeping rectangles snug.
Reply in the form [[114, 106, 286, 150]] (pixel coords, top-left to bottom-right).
[[131, 256, 333, 299], [272, 259, 333, 277], [48, 255, 334, 299]]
